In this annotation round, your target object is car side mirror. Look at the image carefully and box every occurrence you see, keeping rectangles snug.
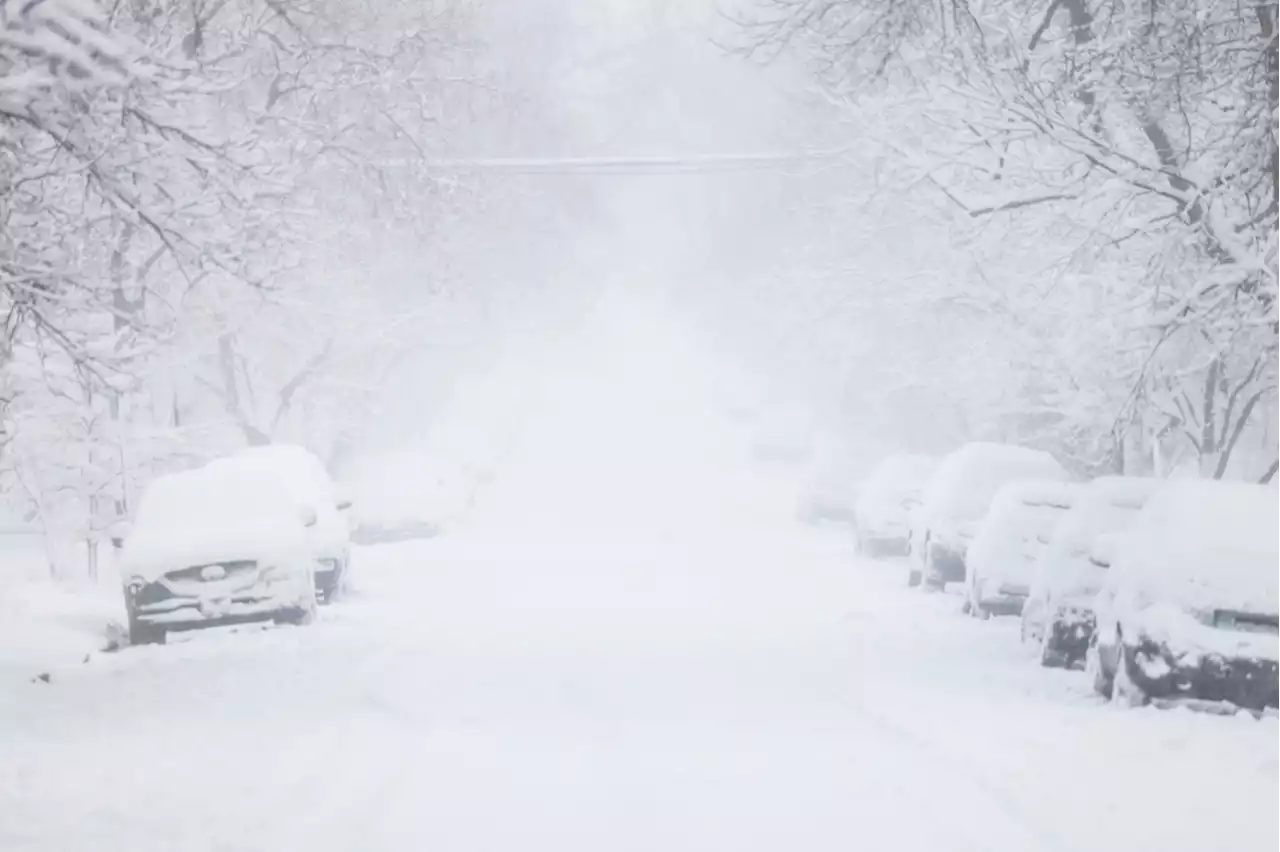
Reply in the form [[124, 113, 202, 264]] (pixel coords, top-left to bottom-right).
[[335, 498, 353, 512], [300, 505, 319, 528]]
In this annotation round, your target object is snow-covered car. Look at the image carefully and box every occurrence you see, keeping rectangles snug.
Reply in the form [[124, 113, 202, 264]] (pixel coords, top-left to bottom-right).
[[1021, 476, 1161, 668], [963, 480, 1077, 618], [208, 445, 352, 602], [340, 449, 464, 545], [750, 407, 813, 465], [852, 454, 937, 556], [115, 464, 320, 645], [910, 442, 1070, 589], [796, 446, 864, 524], [1087, 480, 1279, 712]]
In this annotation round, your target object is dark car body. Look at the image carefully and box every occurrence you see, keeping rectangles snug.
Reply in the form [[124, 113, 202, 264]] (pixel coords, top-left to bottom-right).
[[1087, 480, 1279, 713], [1091, 617, 1279, 713]]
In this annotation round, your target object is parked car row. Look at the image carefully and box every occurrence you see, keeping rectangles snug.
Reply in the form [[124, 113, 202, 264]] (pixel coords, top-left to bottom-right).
[[846, 441, 1279, 714], [112, 445, 355, 646]]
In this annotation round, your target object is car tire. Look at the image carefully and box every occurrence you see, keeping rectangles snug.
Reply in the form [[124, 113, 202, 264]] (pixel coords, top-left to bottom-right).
[[907, 567, 922, 587], [960, 598, 972, 616], [275, 598, 317, 627], [318, 574, 340, 605]]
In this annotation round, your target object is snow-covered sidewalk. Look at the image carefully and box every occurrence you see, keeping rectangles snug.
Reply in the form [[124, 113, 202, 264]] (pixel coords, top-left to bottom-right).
[[0, 515, 1274, 852]]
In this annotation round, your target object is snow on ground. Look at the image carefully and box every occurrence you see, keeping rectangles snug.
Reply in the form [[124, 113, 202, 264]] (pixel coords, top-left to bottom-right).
[[0, 536, 125, 681], [0, 312, 1274, 851], [0, 502, 1274, 852]]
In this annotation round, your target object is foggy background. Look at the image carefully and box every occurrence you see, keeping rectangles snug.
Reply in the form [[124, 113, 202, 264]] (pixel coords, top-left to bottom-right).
[[0, 0, 1275, 573]]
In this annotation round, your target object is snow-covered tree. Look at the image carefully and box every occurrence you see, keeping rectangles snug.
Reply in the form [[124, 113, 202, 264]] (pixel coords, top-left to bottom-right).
[[726, 0, 1278, 480]]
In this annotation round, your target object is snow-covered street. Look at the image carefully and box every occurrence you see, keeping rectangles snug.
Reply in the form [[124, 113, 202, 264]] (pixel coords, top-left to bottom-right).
[[1, 499, 1275, 852], [1, 0, 1276, 848], [2, 312, 1277, 852]]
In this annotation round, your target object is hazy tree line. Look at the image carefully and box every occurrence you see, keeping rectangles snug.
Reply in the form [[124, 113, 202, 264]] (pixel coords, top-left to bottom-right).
[[0, 0, 573, 573], [716, 0, 1277, 480]]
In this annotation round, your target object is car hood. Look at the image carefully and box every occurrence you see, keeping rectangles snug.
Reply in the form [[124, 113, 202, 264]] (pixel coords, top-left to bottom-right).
[[121, 522, 312, 582]]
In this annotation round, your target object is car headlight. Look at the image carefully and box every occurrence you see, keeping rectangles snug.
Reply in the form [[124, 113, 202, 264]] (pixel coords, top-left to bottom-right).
[[126, 576, 146, 597]]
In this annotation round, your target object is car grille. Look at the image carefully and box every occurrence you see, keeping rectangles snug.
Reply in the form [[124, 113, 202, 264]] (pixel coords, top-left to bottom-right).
[[164, 560, 257, 583]]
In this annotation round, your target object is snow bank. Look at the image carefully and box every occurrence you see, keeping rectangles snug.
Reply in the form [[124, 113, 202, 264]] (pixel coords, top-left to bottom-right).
[[1112, 479, 1279, 614], [0, 544, 126, 681]]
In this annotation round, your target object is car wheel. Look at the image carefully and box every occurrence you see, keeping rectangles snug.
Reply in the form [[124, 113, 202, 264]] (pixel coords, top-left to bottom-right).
[[275, 598, 317, 627], [907, 567, 922, 587], [960, 598, 972, 616], [1111, 644, 1148, 708]]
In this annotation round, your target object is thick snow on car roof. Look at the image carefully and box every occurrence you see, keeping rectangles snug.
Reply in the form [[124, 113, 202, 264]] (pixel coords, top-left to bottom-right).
[[864, 454, 937, 489], [967, 480, 1078, 575], [124, 462, 314, 580], [207, 444, 335, 500], [134, 465, 297, 526], [923, 442, 1069, 523], [856, 454, 937, 506], [1112, 479, 1280, 612], [1048, 476, 1162, 557]]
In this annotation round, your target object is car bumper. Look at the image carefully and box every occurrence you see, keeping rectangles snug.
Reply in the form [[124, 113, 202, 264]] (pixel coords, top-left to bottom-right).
[[129, 578, 310, 632], [924, 542, 967, 585], [976, 590, 1027, 616], [1129, 640, 1280, 712], [802, 506, 855, 524], [1046, 607, 1096, 663], [351, 522, 439, 545], [860, 533, 911, 557]]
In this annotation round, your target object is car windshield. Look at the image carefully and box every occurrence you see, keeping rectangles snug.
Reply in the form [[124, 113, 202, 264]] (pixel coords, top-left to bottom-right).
[[2, 7, 1273, 852]]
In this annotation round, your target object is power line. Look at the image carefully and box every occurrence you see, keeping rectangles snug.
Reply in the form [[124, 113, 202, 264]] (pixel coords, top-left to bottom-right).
[[382, 147, 858, 175]]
